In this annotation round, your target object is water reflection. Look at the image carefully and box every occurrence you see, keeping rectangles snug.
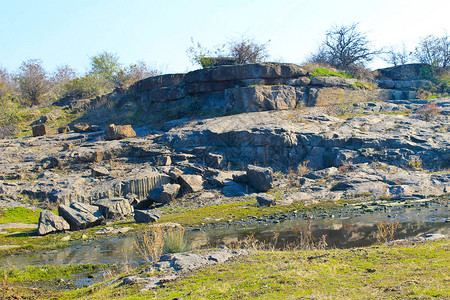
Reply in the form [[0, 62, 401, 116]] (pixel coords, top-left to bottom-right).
[[1, 202, 448, 269]]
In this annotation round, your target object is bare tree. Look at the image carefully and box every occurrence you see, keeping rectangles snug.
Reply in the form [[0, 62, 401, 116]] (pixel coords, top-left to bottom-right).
[[127, 60, 160, 83], [384, 44, 412, 66], [226, 36, 269, 64], [16, 59, 49, 105], [415, 34, 449, 67], [310, 23, 381, 70]]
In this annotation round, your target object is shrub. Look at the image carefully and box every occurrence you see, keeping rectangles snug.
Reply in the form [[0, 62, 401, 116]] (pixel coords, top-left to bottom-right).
[[16, 59, 49, 106], [415, 102, 440, 121], [63, 75, 109, 100]]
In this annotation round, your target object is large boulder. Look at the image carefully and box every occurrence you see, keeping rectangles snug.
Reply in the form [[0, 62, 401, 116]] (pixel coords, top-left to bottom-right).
[[147, 183, 180, 204], [178, 174, 204, 193], [246, 165, 273, 192], [58, 202, 105, 231], [93, 198, 134, 220], [104, 124, 136, 140], [38, 210, 70, 235], [134, 209, 162, 223]]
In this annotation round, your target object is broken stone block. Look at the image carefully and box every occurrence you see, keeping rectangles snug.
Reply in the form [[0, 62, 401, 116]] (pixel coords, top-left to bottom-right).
[[73, 122, 90, 133], [32, 124, 46, 137], [178, 174, 204, 193], [134, 209, 162, 223], [256, 194, 276, 207], [58, 126, 70, 133], [104, 124, 136, 140], [147, 183, 180, 204], [38, 210, 70, 235], [58, 202, 105, 231], [91, 165, 110, 177], [246, 165, 273, 192], [93, 198, 134, 220]]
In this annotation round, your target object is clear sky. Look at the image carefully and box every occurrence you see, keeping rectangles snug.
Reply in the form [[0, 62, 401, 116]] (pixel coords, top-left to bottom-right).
[[0, 0, 448, 75]]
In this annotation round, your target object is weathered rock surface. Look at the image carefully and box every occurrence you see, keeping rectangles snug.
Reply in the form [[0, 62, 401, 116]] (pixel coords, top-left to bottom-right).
[[134, 209, 162, 223], [104, 124, 136, 140], [38, 210, 70, 235], [93, 198, 133, 220], [58, 202, 105, 231]]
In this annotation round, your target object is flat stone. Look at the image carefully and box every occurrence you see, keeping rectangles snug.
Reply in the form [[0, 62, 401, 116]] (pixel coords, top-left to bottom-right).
[[134, 209, 162, 223]]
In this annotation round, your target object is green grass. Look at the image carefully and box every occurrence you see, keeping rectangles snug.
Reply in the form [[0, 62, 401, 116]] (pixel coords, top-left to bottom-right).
[[159, 198, 353, 227], [304, 64, 355, 79], [58, 240, 449, 299], [4, 264, 108, 282], [0, 206, 43, 224]]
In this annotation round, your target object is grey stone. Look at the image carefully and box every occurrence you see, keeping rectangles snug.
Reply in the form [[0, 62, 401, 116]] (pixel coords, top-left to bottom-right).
[[256, 193, 276, 207], [134, 209, 162, 223], [247, 165, 273, 192], [91, 165, 110, 177], [73, 122, 90, 133], [178, 174, 204, 193], [205, 153, 223, 168], [58, 202, 105, 231], [38, 210, 70, 235], [222, 181, 247, 197], [93, 198, 133, 220], [310, 76, 357, 87], [147, 183, 180, 204], [41, 157, 60, 169], [58, 126, 70, 133], [157, 155, 172, 166]]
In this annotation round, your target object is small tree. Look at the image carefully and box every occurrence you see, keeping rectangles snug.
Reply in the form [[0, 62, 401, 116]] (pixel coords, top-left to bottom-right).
[[187, 35, 269, 68], [51, 65, 77, 98], [126, 61, 160, 83], [0, 67, 12, 99], [16, 59, 48, 105], [310, 23, 381, 70], [89, 51, 121, 86], [415, 34, 450, 68]]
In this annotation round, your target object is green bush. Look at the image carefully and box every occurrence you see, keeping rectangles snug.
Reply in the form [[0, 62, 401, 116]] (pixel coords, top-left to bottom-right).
[[63, 75, 110, 100]]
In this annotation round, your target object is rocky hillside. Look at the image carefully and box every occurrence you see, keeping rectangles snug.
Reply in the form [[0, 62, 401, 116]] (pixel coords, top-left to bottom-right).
[[0, 63, 449, 223]]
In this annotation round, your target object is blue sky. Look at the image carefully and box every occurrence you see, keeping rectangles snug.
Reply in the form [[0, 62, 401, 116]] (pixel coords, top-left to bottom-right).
[[0, 0, 448, 75]]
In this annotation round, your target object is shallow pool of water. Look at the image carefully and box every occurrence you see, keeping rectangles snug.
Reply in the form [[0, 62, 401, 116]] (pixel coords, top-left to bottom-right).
[[2, 200, 448, 272]]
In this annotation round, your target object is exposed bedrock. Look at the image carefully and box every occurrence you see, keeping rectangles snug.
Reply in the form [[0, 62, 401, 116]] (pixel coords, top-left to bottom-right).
[[160, 108, 450, 172]]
